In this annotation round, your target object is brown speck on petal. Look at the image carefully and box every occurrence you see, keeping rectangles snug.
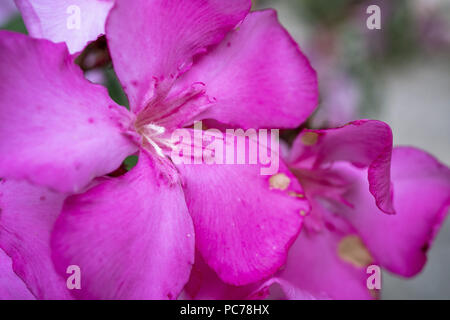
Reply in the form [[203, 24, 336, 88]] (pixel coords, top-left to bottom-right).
[[369, 288, 380, 299], [301, 132, 318, 146], [288, 191, 305, 198], [269, 173, 290, 191], [338, 235, 374, 268]]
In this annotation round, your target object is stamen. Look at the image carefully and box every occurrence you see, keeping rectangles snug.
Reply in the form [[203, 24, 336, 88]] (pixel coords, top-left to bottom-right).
[[136, 82, 206, 127], [144, 136, 166, 158], [138, 123, 175, 158], [143, 123, 166, 135]]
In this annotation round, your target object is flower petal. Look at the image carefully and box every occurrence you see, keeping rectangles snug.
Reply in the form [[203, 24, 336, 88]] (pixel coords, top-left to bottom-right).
[[340, 147, 450, 277], [184, 252, 259, 300], [184, 255, 320, 300], [277, 226, 373, 300], [290, 120, 394, 214], [51, 151, 195, 299], [0, 31, 137, 193], [0, 249, 35, 300], [175, 10, 318, 129], [174, 130, 309, 285], [15, 0, 114, 54], [106, 0, 251, 113], [251, 277, 320, 300], [0, 179, 72, 299]]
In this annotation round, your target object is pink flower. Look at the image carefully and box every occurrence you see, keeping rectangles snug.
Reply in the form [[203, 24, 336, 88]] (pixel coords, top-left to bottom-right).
[[184, 120, 450, 300], [0, 0, 318, 299], [273, 122, 450, 299]]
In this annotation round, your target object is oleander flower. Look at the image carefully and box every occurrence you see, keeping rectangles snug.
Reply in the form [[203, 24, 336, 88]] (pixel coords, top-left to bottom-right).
[[0, 0, 318, 299], [271, 122, 450, 299], [183, 121, 450, 300]]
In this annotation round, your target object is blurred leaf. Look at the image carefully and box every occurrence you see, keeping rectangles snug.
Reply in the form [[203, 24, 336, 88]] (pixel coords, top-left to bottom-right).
[[104, 66, 129, 109], [383, 0, 418, 64], [123, 155, 138, 171], [297, 0, 360, 26], [1, 14, 27, 34]]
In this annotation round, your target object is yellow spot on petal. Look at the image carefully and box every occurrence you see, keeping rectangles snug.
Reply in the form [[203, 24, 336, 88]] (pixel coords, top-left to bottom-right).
[[288, 191, 305, 198], [269, 173, 291, 191], [338, 235, 374, 268], [301, 132, 318, 146], [299, 210, 307, 216]]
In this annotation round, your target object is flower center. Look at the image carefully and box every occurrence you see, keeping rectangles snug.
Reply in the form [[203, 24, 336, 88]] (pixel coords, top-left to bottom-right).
[[136, 123, 175, 158], [131, 81, 210, 159]]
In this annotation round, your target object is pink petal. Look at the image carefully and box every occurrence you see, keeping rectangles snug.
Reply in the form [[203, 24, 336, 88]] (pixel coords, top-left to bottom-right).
[[15, 0, 114, 54], [340, 147, 450, 277], [184, 261, 320, 300], [277, 226, 373, 300], [184, 252, 259, 300], [174, 131, 310, 285], [0, 31, 137, 193], [184, 254, 319, 300], [184, 253, 318, 300], [252, 278, 320, 300], [0, 249, 35, 300], [0, 180, 72, 299], [51, 151, 195, 299], [106, 0, 251, 113], [290, 120, 394, 214], [175, 10, 318, 129]]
